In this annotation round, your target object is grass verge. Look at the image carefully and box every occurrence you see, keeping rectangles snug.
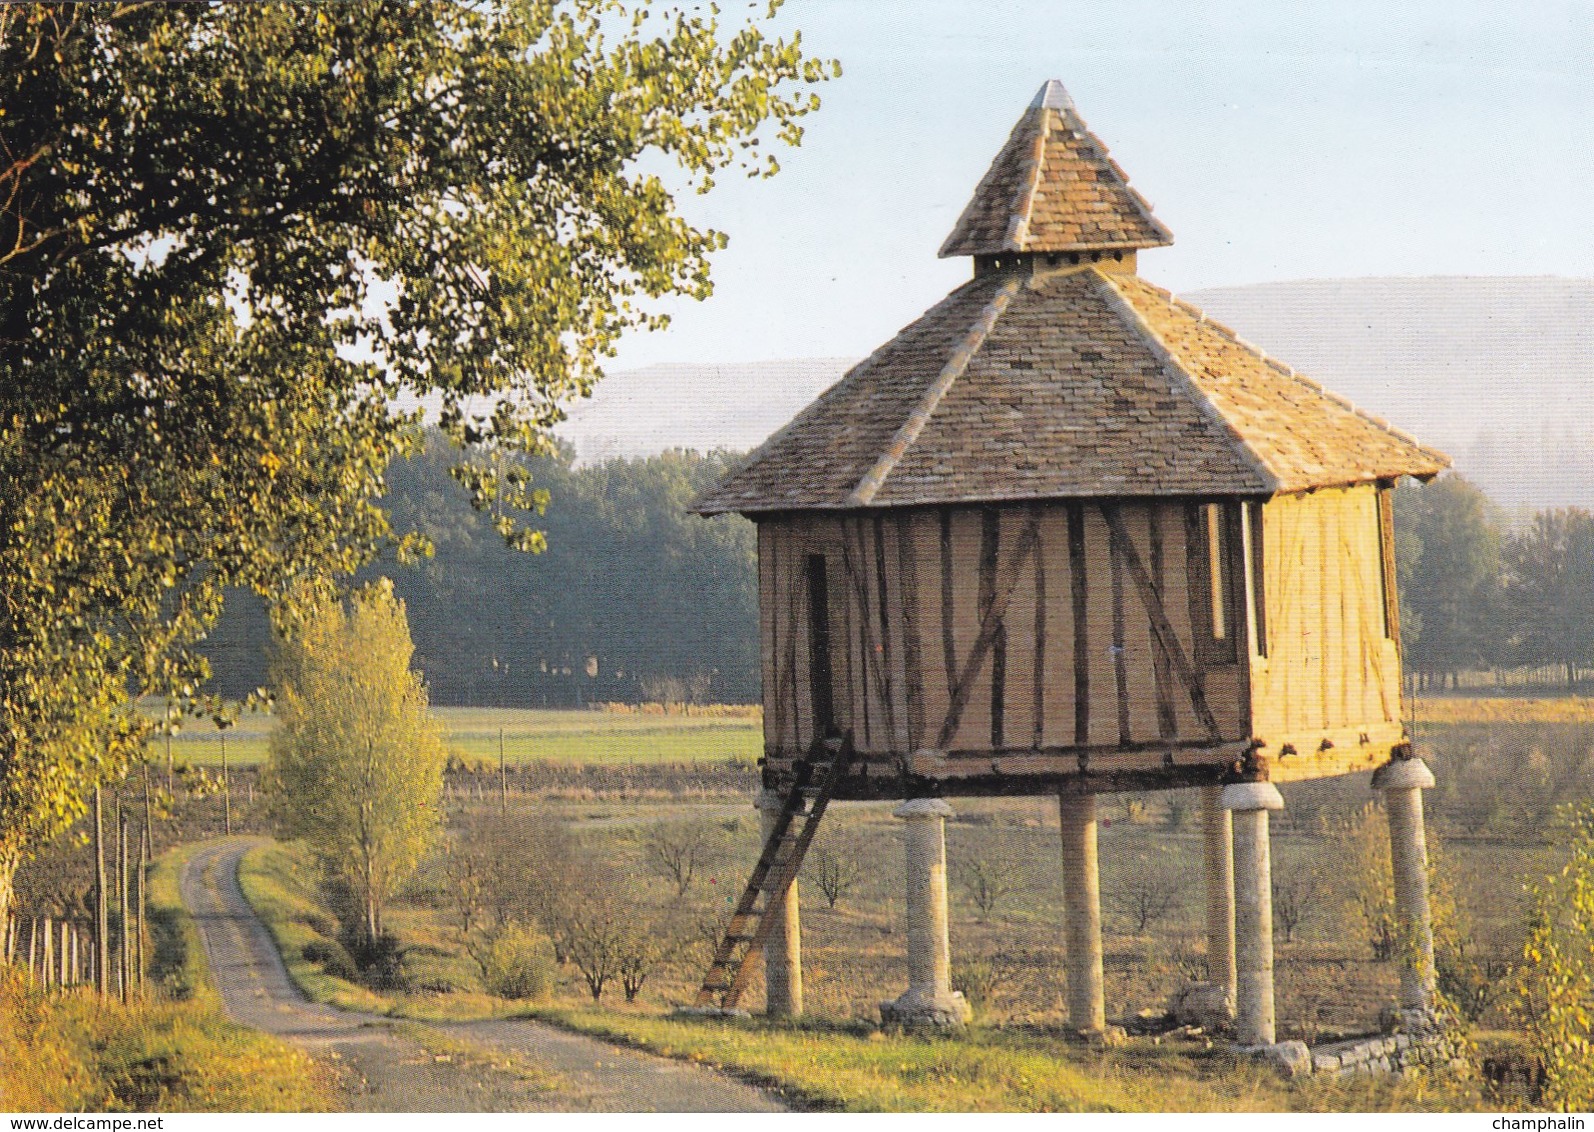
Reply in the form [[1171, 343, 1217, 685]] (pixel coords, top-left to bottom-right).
[[237, 840, 525, 1023], [524, 1010, 1480, 1113], [232, 840, 1484, 1112], [0, 841, 333, 1113]]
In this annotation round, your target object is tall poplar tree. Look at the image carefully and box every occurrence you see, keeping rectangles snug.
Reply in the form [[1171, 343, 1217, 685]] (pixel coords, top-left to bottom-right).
[[263, 582, 445, 947], [0, 1, 833, 922]]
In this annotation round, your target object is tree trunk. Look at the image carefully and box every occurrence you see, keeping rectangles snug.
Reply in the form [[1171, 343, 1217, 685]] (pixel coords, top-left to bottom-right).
[[0, 841, 18, 934]]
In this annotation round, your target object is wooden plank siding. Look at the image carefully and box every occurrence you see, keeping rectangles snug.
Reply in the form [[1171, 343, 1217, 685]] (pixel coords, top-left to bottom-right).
[[759, 501, 1250, 768], [1248, 485, 1405, 774], [757, 487, 1406, 794]]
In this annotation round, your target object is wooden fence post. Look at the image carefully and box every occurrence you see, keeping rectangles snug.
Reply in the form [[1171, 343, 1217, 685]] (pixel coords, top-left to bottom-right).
[[118, 809, 129, 1005], [136, 827, 148, 995], [95, 786, 108, 997]]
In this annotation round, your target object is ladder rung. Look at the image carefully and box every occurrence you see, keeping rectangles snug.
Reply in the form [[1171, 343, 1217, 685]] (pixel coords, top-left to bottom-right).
[[693, 732, 853, 1010]]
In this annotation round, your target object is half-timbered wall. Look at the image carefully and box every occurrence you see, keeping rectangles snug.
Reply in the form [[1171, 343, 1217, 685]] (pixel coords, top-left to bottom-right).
[[1249, 484, 1405, 772], [758, 500, 1254, 770]]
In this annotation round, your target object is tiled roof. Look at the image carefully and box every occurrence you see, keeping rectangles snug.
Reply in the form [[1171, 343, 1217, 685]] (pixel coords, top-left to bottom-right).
[[693, 266, 1449, 514], [939, 81, 1173, 258]]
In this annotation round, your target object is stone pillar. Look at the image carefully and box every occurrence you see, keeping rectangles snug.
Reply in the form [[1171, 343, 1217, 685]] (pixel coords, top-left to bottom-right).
[[1058, 793, 1106, 1034], [1372, 757, 1438, 1019], [882, 798, 969, 1026], [1202, 784, 1237, 1013], [1222, 781, 1284, 1047], [755, 789, 803, 1018]]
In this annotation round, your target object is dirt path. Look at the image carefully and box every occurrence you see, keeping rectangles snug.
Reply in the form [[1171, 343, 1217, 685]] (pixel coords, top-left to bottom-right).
[[182, 839, 785, 1112]]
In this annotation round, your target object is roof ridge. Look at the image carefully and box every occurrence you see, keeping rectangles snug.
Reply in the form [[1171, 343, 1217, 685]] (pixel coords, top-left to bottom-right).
[[1162, 285, 1453, 467], [844, 276, 1024, 507], [1092, 271, 1279, 493], [1002, 109, 1049, 251], [691, 278, 999, 514]]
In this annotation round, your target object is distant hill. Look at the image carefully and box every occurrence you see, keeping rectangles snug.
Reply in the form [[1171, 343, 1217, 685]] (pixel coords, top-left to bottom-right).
[[557, 358, 855, 464], [1187, 277, 1594, 511], [568, 278, 1594, 510]]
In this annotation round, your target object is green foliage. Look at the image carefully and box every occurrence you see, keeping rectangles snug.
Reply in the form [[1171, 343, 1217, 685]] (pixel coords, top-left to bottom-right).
[[203, 441, 763, 706], [263, 583, 447, 948], [237, 841, 391, 1015], [386, 437, 760, 705], [0, 0, 829, 922], [1502, 509, 1594, 685], [1333, 802, 1398, 961], [482, 925, 558, 1001], [1518, 802, 1594, 1111], [1394, 475, 1503, 677]]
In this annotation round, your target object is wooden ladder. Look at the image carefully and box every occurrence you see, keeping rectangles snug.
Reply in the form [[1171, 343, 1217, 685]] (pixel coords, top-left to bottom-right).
[[694, 733, 852, 1010]]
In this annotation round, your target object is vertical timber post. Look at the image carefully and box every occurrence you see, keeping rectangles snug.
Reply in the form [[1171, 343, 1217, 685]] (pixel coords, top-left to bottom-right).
[[499, 728, 508, 816], [94, 787, 108, 997], [137, 826, 149, 995], [755, 789, 803, 1017], [1201, 784, 1237, 1013], [1058, 792, 1106, 1034], [1372, 756, 1438, 1021], [222, 733, 232, 837], [882, 798, 969, 1026], [1222, 781, 1284, 1047], [118, 807, 129, 1004]]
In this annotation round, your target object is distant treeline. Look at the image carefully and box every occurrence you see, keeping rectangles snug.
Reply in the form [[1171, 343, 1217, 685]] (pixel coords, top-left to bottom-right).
[[1396, 475, 1594, 688], [201, 444, 1584, 705], [201, 435, 758, 706]]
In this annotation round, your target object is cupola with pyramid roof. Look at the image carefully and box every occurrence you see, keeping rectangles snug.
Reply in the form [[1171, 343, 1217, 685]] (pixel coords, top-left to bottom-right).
[[689, 83, 1453, 1048], [939, 80, 1172, 260]]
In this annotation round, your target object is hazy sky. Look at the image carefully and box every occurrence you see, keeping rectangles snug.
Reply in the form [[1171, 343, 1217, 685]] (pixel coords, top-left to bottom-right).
[[608, 0, 1594, 370]]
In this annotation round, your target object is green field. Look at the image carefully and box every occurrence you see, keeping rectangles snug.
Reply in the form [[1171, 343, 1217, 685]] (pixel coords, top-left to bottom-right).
[[148, 705, 763, 767]]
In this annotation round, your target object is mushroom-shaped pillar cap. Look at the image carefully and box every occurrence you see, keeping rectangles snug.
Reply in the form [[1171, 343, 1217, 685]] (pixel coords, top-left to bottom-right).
[[894, 797, 956, 821], [1220, 781, 1285, 813], [1371, 757, 1436, 792]]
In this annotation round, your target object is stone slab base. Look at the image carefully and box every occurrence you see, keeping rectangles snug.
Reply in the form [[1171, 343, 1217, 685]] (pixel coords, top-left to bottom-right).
[[1168, 982, 1234, 1031], [880, 989, 972, 1028], [1311, 1030, 1463, 1077], [1236, 1040, 1312, 1078]]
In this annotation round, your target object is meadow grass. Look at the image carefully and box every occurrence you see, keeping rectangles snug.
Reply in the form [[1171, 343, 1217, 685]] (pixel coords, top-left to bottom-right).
[[523, 1009, 1473, 1112], [233, 838, 1480, 1112], [1410, 695, 1594, 724], [153, 704, 763, 767], [0, 841, 332, 1113]]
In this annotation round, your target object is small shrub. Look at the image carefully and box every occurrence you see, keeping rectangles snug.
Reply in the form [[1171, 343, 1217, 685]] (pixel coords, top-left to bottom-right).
[[346, 930, 408, 991], [1518, 802, 1594, 1112], [951, 958, 1000, 1013], [482, 926, 557, 1001], [301, 938, 359, 983]]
